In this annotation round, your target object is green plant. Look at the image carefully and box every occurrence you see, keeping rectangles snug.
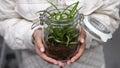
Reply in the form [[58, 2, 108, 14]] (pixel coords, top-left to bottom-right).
[[38, 1, 80, 47], [37, 1, 79, 23], [45, 24, 79, 46]]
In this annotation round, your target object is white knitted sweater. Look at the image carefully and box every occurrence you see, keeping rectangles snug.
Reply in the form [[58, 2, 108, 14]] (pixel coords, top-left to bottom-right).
[[0, 0, 119, 68]]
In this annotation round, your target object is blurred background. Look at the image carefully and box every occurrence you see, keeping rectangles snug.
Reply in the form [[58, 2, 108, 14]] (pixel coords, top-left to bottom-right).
[[104, 26, 120, 68]]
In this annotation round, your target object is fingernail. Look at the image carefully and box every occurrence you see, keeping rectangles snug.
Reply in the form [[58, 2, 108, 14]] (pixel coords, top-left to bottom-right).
[[81, 39, 84, 43], [40, 48, 44, 52]]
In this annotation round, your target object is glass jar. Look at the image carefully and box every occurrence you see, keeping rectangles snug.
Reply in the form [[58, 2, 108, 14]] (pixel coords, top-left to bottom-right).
[[33, 5, 83, 61]]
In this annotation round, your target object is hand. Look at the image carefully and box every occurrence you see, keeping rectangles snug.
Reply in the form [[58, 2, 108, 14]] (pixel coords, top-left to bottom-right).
[[33, 29, 66, 66], [66, 27, 86, 65]]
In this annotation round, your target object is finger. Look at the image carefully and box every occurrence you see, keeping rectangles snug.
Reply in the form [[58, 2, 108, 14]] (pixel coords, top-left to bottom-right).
[[81, 28, 86, 40], [41, 54, 58, 65], [78, 37, 85, 43], [71, 43, 85, 62], [34, 30, 45, 52], [78, 27, 86, 43], [34, 39, 45, 52], [58, 61, 66, 67], [66, 60, 71, 65], [35, 46, 58, 65]]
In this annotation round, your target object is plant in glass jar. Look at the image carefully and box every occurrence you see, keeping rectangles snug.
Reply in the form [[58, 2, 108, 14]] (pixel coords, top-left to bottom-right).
[[36, 1, 83, 61]]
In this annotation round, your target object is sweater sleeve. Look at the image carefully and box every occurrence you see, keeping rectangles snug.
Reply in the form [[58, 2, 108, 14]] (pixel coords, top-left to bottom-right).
[[0, 0, 42, 50], [82, 0, 120, 48]]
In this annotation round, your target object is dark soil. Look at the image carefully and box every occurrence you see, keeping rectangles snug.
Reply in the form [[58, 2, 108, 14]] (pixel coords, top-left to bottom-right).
[[44, 44, 80, 61]]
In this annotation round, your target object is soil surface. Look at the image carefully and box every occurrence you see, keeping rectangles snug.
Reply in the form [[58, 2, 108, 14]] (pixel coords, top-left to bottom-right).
[[45, 44, 80, 61]]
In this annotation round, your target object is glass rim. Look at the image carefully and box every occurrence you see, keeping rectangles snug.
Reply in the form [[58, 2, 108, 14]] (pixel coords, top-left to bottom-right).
[[43, 5, 81, 26]]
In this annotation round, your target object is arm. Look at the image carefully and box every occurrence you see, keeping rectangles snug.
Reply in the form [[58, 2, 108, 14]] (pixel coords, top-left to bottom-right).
[[65, 0, 120, 65], [0, 0, 42, 50], [0, 0, 66, 66], [81, 0, 120, 48]]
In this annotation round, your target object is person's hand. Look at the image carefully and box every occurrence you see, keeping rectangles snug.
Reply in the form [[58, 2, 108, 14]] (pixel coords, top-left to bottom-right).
[[33, 29, 66, 66], [66, 27, 86, 65]]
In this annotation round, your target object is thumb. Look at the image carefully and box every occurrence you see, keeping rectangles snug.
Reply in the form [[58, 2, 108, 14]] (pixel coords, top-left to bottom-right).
[[80, 38, 85, 43], [78, 36, 85, 44], [34, 29, 45, 52], [39, 45, 45, 52], [78, 27, 86, 43], [35, 37, 45, 52]]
